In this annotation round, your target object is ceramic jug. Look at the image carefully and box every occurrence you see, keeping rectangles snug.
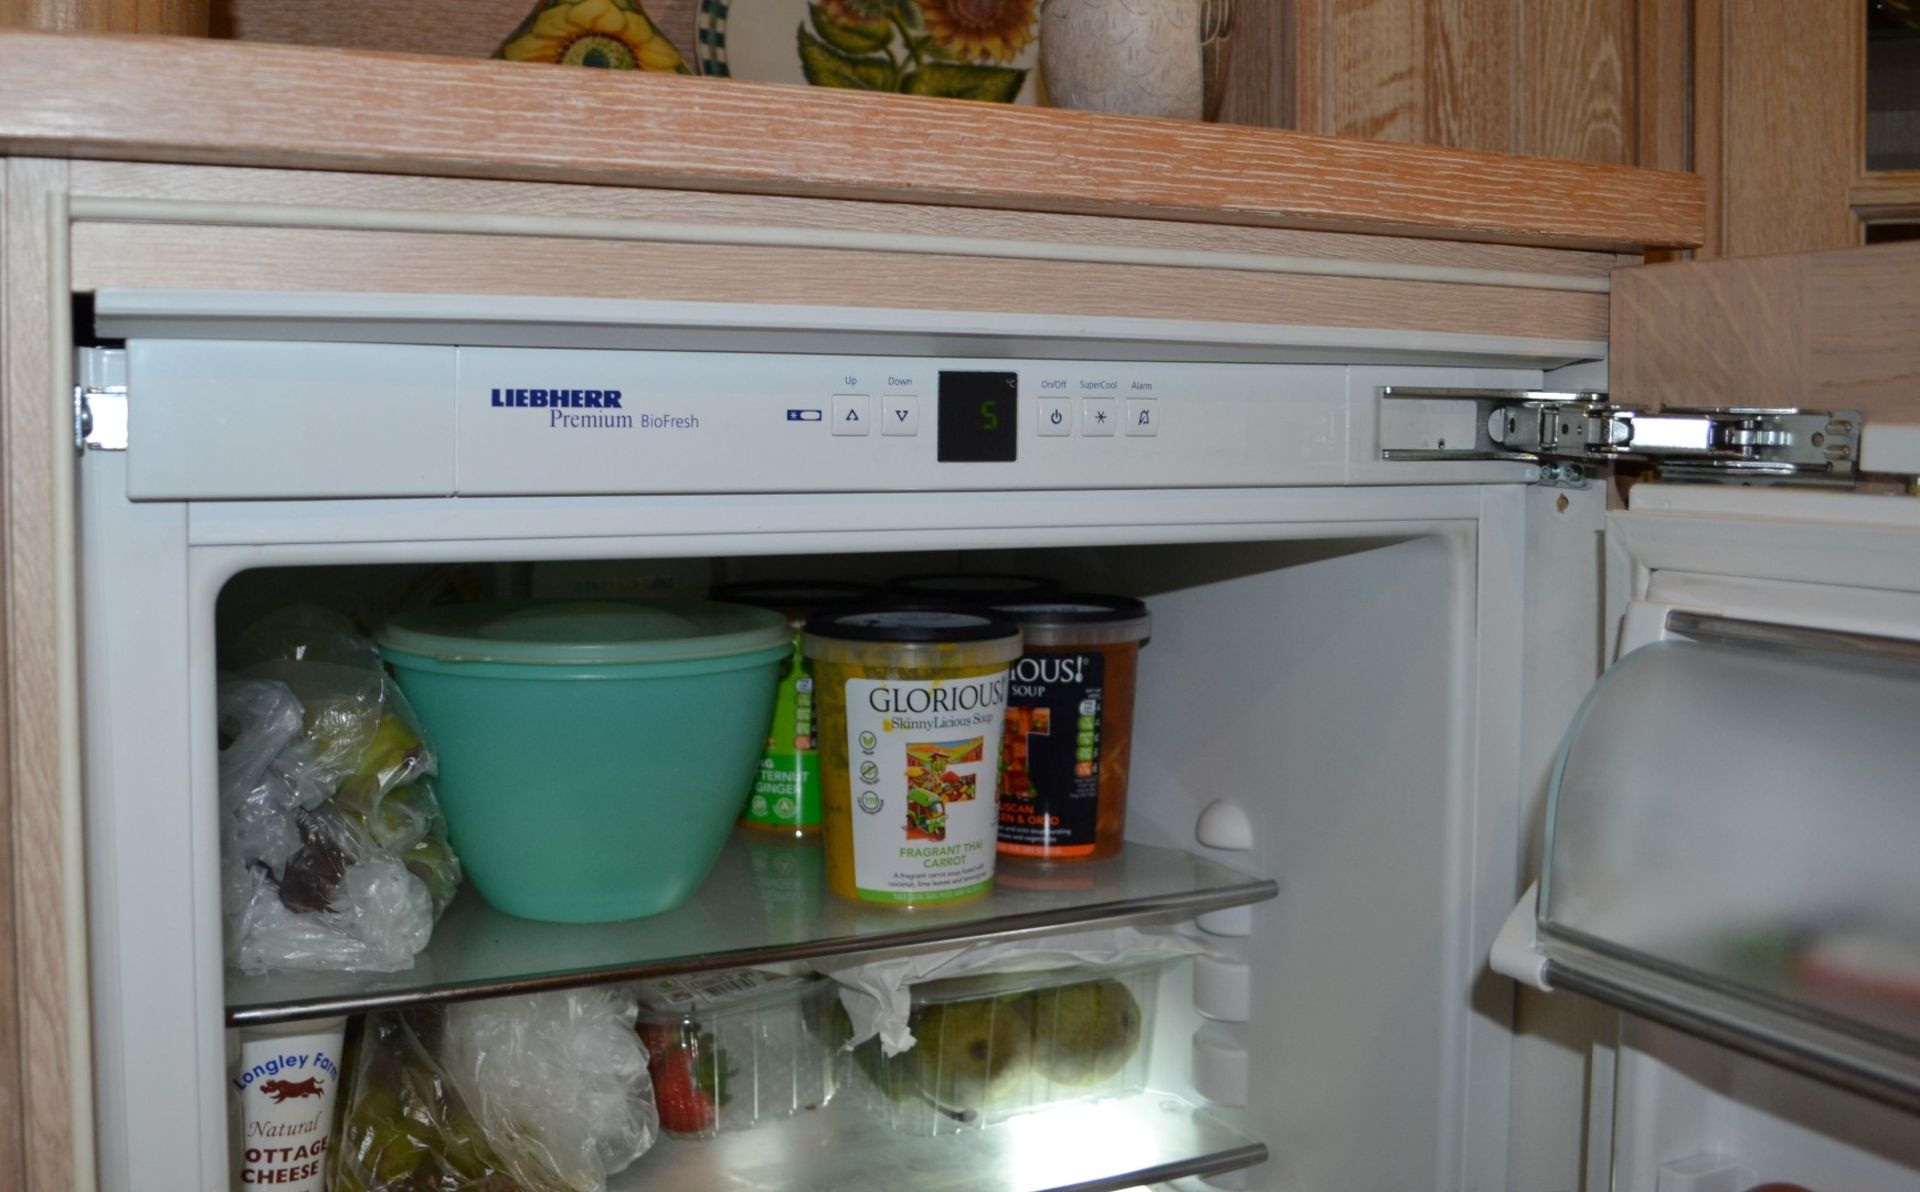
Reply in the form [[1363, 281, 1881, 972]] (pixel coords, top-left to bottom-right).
[[1040, 0, 1234, 121]]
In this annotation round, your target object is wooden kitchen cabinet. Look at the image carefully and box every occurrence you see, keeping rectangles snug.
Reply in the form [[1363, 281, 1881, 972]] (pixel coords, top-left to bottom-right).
[[1266, 0, 1911, 259], [1689, 0, 1861, 258], [4, 0, 1665, 170], [1280, 0, 1658, 167], [1690, 0, 1920, 257], [202, 0, 1663, 169]]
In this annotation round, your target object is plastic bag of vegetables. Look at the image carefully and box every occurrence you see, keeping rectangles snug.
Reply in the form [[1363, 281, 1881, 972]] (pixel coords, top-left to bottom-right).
[[334, 988, 659, 1191], [219, 607, 461, 973]]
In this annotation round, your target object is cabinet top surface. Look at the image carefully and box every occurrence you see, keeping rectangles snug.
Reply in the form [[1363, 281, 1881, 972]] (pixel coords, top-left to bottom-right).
[[0, 30, 1703, 253]]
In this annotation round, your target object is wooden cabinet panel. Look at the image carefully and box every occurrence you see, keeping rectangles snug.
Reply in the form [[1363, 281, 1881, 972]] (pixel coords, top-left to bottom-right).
[[1695, 0, 1861, 258], [69, 220, 1612, 343], [213, 0, 1649, 170], [0, 153, 17, 1192], [1634, 0, 1687, 172], [1516, 0, 1633, 164], [1432, 0, 1513, 152], [1, 156, 79, 1192], [1281, 0, 1870, 260], [1290, 0, 1641, 166], [1216, 0, 1290, 129], [1325, 0, 1427, 143], [65, 160, 1622, 279], [1612, 241, 1920, 421], [0, 0, 206, 34], [0, 32, 1705, 251]]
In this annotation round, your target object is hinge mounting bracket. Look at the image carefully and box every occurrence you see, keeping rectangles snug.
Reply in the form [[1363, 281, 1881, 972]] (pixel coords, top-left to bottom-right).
[[1379, 388, 1859, 485], [75, 385, 128, 452]]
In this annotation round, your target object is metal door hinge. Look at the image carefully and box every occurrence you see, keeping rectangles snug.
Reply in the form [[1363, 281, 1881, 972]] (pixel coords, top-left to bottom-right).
[[75, 385, 127, 452], [1379, 388, 1860, 485]]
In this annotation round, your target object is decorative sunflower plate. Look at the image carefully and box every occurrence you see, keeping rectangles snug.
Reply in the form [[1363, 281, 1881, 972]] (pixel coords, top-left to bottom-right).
[[498, 0, 693, 72], [696, 0, 1042, 103]]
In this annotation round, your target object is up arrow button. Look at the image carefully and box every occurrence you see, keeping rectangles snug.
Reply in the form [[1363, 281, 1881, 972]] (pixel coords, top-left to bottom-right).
[[832, 394, 871, 436]]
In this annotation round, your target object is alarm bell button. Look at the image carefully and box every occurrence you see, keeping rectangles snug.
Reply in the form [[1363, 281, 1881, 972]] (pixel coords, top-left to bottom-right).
[[1037, 396, 1073, 437], [1125, 399, 1159, 437]]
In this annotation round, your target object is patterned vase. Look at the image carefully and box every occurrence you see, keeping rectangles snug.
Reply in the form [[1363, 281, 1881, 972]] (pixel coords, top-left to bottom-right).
[[1040, 0, 1234, 121]]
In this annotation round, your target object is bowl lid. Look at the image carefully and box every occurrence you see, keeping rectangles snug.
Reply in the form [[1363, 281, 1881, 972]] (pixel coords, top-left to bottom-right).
[[380, 599, 792, 665], [803, 603, 1020, 644]]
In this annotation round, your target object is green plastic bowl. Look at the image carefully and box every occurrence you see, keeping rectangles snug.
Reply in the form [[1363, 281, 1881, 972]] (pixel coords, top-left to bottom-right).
[[379, 600, 791, 923]]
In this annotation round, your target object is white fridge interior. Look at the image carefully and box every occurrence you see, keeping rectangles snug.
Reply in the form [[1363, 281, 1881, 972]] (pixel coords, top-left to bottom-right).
[[71, 292, 1920, 1190]]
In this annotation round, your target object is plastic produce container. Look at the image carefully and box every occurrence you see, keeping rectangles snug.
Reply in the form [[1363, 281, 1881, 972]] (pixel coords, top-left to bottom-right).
[[378, 600, 791, 923], [803, 606, 1023, 907], [633, 970, 842, 1140], [710, 580, 881, 837], [992, 595, 1152, 861], [848, 961, 1168, 1135]]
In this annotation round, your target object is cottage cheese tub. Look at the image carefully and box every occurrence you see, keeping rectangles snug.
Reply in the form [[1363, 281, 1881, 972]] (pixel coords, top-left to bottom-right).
[[228, 1015, 347, 1191]]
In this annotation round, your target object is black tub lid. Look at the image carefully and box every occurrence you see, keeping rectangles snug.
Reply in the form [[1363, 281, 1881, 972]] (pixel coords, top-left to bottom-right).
[[989, 594, 1149, 625], [709, 580, 882, 612], [803, 603, 1021, 643], [887, 573, 1061, 602]]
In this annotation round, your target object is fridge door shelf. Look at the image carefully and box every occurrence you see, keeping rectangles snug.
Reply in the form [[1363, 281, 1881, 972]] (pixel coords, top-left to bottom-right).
[[613, 1088, 1267, 1191], [1493, 610, 1920, 1110], [225, 835, 1276, 1026]]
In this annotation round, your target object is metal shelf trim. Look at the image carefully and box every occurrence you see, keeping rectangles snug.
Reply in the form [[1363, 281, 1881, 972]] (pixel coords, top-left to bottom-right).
[[1540, 930, 1920, 1114]]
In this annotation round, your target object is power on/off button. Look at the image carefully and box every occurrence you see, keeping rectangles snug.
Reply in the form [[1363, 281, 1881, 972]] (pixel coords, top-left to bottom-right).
[[1037, 396, 1072, 436]]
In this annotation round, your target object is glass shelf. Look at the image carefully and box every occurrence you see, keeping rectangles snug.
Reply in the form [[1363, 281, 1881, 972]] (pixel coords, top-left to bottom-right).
[[226, 836, 1275, 1025], [609, 1089, 1266, 1192]]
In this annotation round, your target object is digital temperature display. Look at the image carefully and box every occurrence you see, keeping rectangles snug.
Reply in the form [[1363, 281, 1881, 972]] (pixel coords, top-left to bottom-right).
[[937, 371, 1019, 462]]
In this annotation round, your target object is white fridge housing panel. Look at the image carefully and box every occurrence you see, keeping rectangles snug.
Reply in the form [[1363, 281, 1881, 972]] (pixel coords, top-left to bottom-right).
[[126, 340, 456, 499]]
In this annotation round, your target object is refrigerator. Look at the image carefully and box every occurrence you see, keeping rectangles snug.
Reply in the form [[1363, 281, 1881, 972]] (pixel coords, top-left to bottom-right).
[[70, 287, 1920, 1191]]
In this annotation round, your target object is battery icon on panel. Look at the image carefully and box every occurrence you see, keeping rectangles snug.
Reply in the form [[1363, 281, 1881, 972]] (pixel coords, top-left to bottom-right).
[[787, 409, 824, 422]]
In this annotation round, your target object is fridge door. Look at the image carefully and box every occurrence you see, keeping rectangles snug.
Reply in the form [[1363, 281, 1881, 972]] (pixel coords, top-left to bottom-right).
[[1492, 484, 1920, 1190]]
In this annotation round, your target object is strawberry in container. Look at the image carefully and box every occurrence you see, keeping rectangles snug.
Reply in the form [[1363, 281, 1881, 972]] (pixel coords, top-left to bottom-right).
[[632, 970, 842, 1140]]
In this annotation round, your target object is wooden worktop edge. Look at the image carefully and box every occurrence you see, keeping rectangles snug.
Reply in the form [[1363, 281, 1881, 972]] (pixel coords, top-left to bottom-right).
[[0, 30, 1703, 252]]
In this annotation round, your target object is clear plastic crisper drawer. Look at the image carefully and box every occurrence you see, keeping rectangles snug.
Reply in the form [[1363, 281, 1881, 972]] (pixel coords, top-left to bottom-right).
[[845, 961, 1168, 1136], [1539, 622, 1920, 1101]]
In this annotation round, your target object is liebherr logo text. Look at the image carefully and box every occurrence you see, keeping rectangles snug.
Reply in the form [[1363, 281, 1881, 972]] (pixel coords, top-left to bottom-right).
[[491, 388, 624, 409], [489, 388, 701, 432]]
